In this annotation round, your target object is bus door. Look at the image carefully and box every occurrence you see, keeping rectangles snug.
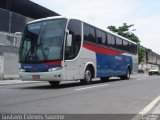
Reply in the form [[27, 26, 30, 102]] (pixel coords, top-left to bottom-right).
[[64, 19, 82, 80]]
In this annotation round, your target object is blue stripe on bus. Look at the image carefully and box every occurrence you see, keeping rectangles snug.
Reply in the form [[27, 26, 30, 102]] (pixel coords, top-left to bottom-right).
[[21, 63, 62, 72], [96, 53, 132, 77]]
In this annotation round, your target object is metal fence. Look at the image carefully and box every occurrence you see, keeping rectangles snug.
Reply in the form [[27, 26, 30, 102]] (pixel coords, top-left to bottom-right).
[[0, 8, 33, 33]]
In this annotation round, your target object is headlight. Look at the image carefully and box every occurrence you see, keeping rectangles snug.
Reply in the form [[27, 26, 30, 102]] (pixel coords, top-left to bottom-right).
[[48, 67, 62, 72]]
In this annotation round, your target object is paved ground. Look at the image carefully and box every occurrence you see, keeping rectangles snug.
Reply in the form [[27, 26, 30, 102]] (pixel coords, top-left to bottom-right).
[[0, 73, 160, 120], [0, 79, 41, 86]]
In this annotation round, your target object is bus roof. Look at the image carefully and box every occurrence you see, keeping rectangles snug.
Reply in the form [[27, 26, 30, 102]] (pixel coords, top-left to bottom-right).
[[28, 16, 137, 45]]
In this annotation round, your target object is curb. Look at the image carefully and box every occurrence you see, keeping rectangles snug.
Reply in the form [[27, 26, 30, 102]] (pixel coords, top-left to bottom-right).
[[0, 80, 44, 86]]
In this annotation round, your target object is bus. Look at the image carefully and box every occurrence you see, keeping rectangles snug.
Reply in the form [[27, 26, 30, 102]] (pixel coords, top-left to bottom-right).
[[19, 16, 138, 87]]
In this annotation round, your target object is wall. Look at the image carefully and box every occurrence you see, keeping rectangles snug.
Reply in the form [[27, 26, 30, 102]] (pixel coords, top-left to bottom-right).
[[0, 32, 21, 80]]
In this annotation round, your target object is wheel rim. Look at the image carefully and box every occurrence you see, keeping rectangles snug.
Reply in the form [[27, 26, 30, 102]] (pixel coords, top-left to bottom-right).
[[127, 70, 130, 78], [85, 70, 91, 82]]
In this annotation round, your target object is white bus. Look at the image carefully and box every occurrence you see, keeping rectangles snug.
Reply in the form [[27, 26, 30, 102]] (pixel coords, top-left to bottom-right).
[[19, 16, 138, 87]]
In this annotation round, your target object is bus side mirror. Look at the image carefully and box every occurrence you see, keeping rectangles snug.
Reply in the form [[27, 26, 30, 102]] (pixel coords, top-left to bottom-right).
[[66, 34, 72, 47]]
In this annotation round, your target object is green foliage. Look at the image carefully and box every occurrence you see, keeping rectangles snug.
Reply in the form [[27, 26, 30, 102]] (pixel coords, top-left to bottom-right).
[[107, 23, 140, 43], [138, 46, 145, 64]]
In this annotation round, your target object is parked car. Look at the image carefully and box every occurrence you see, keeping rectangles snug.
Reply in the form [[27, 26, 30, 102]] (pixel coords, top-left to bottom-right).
[[138, 65, 145, 73], [148, 66, 160, 76], [138, 68, 144, 73]]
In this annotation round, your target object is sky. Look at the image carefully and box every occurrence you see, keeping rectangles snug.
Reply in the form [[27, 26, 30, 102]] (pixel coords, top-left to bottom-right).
[[31, 0, 160, 54]]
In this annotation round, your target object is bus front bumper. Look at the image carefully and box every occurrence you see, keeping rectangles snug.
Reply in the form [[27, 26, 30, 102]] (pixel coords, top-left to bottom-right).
[[19, 71, 64, 81]]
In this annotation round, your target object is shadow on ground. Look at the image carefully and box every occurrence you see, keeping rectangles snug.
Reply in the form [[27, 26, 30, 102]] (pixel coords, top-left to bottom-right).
[[18, 78, 132, 90]]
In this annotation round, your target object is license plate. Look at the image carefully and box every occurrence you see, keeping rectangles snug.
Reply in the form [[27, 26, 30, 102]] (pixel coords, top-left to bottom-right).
[[32, 75, 40, 79]]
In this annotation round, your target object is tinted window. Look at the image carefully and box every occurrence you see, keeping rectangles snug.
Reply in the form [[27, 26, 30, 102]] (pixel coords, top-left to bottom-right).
[[65, 20, 82, 60], [84, 23, 96, 43], [128, 43, 133, 53], [19, 19, 66, 63], [116, 37, 123, 49], [107, 34, 112, 46], [133, 44, 137, 54], [102, 32, 106, 45], [123, 40, 129, 51], [107, 34, 116, 48], [96, 29, 102, 44], [84, 24, 89, 41]]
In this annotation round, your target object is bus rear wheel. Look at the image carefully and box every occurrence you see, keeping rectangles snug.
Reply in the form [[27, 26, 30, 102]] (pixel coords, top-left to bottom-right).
[[49, 81, 60, 87], [120, 68, 130, 80], [80, 68, 92, 85]]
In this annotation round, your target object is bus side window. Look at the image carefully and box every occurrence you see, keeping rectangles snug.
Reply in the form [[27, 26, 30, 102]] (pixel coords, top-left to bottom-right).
[[96, 29, 106, 45], [116, 37, 123, 50], [111, 36, 116, 48], [133, 44, 137, 54], [107, 34, 115, 48], [96, 29, 102, 44], [101, 32, 106, 45], [89, 26, 96, 43], [107, 34, 112, 47], [123, 40, 129, 52], [84, 23, 96, 43], [84, 24, 89, 42], [65, 20, 82, 60]]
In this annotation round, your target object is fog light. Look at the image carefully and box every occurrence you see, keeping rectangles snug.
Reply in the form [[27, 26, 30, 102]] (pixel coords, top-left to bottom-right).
[[19, 69, 26, 72]]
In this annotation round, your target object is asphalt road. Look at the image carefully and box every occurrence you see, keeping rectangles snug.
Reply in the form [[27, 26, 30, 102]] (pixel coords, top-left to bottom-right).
[[0, 73, 160, 119]]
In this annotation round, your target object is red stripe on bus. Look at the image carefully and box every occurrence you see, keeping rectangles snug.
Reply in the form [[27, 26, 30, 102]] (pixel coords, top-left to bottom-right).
[[42, 61, 61, 66], [83, 43, 123, 55]]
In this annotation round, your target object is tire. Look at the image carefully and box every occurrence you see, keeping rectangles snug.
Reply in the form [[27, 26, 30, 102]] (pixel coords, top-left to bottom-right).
[[80, 68, 92, 84], [49, 81, 60, 87], [100, 77, 109, 82], [120, 68, 130, 80]]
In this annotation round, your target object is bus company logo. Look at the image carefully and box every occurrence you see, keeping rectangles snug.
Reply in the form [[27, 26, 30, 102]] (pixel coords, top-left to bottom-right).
[[23, 66, 32, 69]]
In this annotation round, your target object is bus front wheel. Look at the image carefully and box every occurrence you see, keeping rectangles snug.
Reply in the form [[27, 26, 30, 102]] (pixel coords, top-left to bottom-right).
[[80, 68, 92, 84], [49, 81, 60, 87]]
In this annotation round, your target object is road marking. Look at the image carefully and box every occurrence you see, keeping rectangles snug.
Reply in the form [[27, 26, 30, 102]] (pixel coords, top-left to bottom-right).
[[131, 96, 160, 120], [139, 96, 160, 114], [75, 84, 109, 91], [136, 78, 146, 81]]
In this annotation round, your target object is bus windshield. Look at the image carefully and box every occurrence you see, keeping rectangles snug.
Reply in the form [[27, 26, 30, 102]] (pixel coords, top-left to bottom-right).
[[19, 19, 66, 63]]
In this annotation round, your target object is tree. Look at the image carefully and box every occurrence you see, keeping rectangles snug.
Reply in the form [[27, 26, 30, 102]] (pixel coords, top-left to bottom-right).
[[138, 46, 145, 63], [107, 23, 140, 43], [107, 23, 144, 64]]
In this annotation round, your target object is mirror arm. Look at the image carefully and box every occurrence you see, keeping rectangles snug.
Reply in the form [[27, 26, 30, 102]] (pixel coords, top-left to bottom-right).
[[65, 29, 69, 34]]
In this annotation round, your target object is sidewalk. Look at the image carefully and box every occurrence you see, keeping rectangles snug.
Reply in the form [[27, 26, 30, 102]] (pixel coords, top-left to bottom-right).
[[0, 79, 42, 86]]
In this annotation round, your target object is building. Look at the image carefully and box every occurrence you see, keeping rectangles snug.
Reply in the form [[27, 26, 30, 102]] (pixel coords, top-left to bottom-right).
[[0, 0, 59, 79], [139, 46, 160, 72], [0, 0, 60, 33]]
